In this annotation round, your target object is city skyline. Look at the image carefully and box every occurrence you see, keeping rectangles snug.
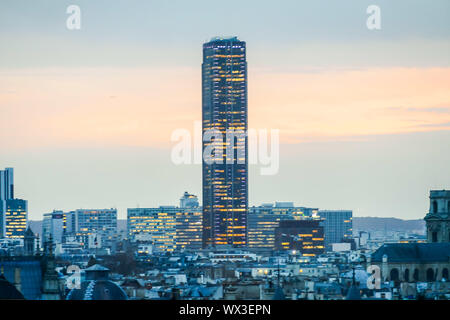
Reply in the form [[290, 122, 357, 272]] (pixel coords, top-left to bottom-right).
[[1, 1, 450, 221], [0, 1, 449, 304]]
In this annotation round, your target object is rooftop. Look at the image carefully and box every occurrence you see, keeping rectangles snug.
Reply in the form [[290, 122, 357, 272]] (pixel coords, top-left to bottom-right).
[[371, 242, 450, 263], [209, 36, 239, 42]]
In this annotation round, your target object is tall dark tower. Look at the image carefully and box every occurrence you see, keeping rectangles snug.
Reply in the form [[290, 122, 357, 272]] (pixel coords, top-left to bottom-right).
[[0, 168, 14, 238], [202, 37, 248, 248]]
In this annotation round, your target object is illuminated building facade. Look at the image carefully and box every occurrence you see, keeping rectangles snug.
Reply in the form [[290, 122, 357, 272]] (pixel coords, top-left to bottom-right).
[[317, 210, 353, 250], [4, 199, 28, 239], [42, 210, 73, 244], [0, 168, 14, 201], [176, 209, 202, 250], [128, 207, 177, 252], [274, 219, 325, 256], [248, 203, 319, 250], [74, 209, 117, 248], [127, 206, 203, 252], [202, 37, 248, 248]]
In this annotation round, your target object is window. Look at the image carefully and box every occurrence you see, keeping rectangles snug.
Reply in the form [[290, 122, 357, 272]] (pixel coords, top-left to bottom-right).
[[432, 201, 438, 213], [431, 231, 437, 242], [404, 269, 410, 282], [441, 268, 449, 281], [413, 269, 419, 281], [432, 232, 438, 243], [390, 268, 399, 282], [426, 268, 435, 282]]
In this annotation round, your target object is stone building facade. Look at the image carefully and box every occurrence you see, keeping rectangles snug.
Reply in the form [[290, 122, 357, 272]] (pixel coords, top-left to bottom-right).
[[369, 190, 450, 284], [369, 242, 450, 283], [425, 190, 450, 243]]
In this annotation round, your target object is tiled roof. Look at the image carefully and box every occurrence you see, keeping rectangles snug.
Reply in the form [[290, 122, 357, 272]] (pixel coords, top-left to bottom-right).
[[371, 243, 450, 263]]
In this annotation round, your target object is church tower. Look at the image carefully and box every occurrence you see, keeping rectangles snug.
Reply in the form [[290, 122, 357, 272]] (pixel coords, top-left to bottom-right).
[[23, 227, 35, 256], [425, 190, 450, 243]]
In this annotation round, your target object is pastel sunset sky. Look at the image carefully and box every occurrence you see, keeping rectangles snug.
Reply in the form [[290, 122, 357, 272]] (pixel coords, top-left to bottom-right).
[[1, 0, 449, 220]]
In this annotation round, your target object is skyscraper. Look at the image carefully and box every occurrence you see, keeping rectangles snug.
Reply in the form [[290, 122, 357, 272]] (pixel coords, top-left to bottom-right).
[[0, 168, 15, 238], [0, 168, 14, 201], [202, 37, 248, 248]]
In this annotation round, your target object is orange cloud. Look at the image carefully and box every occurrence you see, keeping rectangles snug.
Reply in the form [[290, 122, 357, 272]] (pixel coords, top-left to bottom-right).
[[1, 67, 449, 150], [249, 67, 450, 143]]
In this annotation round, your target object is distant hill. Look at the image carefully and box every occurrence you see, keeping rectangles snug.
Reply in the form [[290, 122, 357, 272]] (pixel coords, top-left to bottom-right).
[[353, 217, 426, 234]]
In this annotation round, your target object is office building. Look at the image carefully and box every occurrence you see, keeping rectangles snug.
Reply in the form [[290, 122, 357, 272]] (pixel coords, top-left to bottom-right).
[[73, 209, 117, 248], [0, 168, 14, 201], [42, 210, 74, 244], [128, 204, 203, 252], [176, 209, 202, 251], [202, 37, 248, 248], [248, 203, 319, 250], [128, 207, 177, 252], [274, 219, 325, 256], [317, 210, 353, 250], [4, 199, 28, 239]]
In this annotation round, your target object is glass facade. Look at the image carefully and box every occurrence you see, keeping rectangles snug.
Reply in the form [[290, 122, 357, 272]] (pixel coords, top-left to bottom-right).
[[317, 210, 353, 250], [274, 220, 325, 256], [248, 205, 319, 250], [176, 209, 203, 251], [0, 167, 14, 201], [202, 37, 248, 248], [42, 210, 68, 244], [127, 207, 202, 252], [4, 199, 27, 239], [74, 209, 117, 248]]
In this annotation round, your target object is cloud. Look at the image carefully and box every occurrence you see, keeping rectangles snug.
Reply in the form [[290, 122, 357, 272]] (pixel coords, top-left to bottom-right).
[[386, 106, 450, 114], [416, 121, 450, 128], [1, 66, 450, 150]]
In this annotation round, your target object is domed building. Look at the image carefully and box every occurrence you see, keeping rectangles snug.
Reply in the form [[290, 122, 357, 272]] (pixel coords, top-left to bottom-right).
[[66, 264, 128, 300]]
